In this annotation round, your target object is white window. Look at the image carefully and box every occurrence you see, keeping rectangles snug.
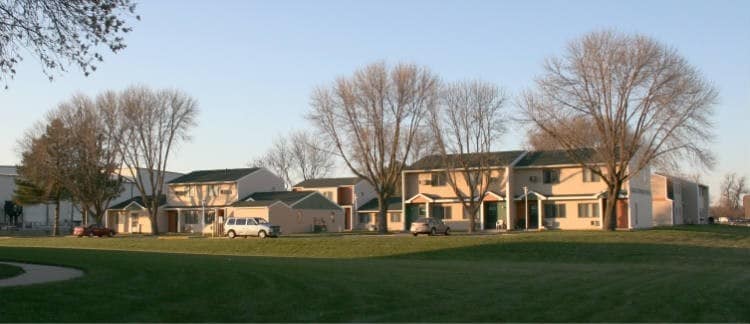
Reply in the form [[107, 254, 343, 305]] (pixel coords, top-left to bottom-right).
[[577, 203, 599, 218], [583, 168, 601, 182], [543, 170, 560, 184]]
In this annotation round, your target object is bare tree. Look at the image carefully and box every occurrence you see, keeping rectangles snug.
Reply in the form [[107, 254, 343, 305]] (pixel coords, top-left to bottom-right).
[[520, 30, 717, 230], [719, 173, 748, 211], [309, 61, 439, 233], [524, 116, 599, 151], [250, 130, 337, 188], [252, 136, 294, 188], [289, 130, 335, 181], [114, 86, 198, 234], [55, 94, 123, 225], [0, 0, 139, 85], [428, 80, 508, 233]]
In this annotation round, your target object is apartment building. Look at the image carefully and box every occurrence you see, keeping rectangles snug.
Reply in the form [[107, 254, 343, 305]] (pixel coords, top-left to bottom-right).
[[651, 173, 710, 225], [292, 177, 376, 230]]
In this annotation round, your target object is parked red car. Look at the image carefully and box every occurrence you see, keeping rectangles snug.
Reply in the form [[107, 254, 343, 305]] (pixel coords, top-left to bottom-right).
[[73, 224, 116, 237]]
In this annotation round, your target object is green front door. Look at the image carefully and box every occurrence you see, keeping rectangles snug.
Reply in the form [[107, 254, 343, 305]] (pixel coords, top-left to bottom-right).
[[406, 204, 420, 229], [484, 202, 498, 229]]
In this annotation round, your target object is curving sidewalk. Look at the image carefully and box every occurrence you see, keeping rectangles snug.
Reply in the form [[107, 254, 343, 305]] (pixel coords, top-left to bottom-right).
[[0, 261, 84, 287]]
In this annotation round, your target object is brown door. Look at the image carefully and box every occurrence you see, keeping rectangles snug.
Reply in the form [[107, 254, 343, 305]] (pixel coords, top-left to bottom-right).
[[345, 208, 352, 230], [167, 211, 178, 233], [616, 200, 629, 229]]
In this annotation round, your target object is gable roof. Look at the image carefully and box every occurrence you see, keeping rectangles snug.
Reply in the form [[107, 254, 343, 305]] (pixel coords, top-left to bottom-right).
[[358, 196, 402, 212], [109, 195, 167, 210], [293, 177, 361, 188], [515, 148, 600, 167], [169, 168, 259, 184], [407, 150, 526, 170], [232, 191, 316, 208]]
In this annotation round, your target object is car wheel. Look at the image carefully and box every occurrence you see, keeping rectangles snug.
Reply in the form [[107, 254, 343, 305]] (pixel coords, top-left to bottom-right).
[[412, 233, 418, 237], [430, 228, 436, 236], [445, 228, 450, 235], [258, 230, 267, 239], [227, 230, 236, 239]]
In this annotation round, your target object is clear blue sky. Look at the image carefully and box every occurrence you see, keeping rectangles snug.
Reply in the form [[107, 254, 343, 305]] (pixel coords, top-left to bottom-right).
[[1, 0, 748, 202]]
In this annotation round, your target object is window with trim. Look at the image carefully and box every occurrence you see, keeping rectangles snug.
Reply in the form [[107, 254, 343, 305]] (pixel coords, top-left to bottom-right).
[[443, 206, 453, 220], [204, 210, 215, 224], [577, 203, 599, 218], [418, 206, 426, 217], [544, 203, 566, 218], [390, 213, 401, 222], [359, 213, 371, 224], [431, 172, 447, 186], [583, 168, 601, 182], [543, 170, 560, 184], [183, 211, 200, 224]]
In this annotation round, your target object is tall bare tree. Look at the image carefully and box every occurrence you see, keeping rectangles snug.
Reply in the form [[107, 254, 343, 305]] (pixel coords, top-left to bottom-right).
[[310, 62, 439, 233], [520, 30, 717, 230], [56, 94, 123, 225], [0, 0, 138, 85], [113, 86, 198, 234], [428, 80, 508, 233]]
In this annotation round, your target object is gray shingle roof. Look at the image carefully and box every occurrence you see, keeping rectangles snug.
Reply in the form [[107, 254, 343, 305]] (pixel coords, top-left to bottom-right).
[[169, 168, 259, 184], [109, 195, 167, 210], [407, 151, 526, 170], [232, 191, 315, 207], [358, 196, 402, 212], [515, 149, 600, 167], [293, 177, 361, 188]]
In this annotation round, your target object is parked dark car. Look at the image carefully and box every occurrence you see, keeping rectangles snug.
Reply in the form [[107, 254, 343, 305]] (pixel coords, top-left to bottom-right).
[[74, 224, 116, 237], [410, 217, 450, 236]]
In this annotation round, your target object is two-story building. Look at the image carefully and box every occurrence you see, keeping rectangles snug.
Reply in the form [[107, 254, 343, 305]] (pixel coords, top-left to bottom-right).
[[401, 149, 653, 231], [651, 173, 710, 225], [107, 167, 344, 234], [403, 151, 526, 231], [292, 177, 378, 230]]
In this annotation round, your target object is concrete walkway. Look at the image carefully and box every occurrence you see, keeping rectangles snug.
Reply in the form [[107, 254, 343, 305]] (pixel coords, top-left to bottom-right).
[[0, 261, 84, 288]]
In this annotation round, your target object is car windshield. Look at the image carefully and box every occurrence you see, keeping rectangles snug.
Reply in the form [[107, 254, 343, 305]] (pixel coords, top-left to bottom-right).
[[255, 218, 268, 224]]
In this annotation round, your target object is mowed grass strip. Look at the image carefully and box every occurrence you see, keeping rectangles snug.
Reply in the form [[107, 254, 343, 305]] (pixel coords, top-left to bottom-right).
[[0, 225, 748, 322], [0, 263, 24, 279]]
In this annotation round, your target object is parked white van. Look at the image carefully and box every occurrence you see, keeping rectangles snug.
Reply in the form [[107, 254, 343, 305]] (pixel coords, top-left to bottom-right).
[[224, 217, 281, 239]]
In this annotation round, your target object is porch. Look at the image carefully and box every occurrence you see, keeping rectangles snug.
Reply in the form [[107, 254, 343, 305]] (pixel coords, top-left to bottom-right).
[[163, 207, 227, 235]]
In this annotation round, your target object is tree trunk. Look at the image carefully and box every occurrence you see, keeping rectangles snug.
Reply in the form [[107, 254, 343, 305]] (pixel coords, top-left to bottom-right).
[[83, 208, 88, 227], [467, 203, 478, 233], [52, 200, 60, 236], [603, 180, 623, 231], [376, 194, 389, 234], [150, 204, 159, 235]]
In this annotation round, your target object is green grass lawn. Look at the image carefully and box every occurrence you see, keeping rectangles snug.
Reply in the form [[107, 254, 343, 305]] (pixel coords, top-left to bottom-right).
[[0, 225, 749, 322], [0, 263, 24, 279]]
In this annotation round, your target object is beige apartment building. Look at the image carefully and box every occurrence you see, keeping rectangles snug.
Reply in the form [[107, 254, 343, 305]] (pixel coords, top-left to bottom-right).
[[401, 149, 653, 231], [651, 173, 710, 225], [292, 177, 378, 230], [106, 167, 343, 234]]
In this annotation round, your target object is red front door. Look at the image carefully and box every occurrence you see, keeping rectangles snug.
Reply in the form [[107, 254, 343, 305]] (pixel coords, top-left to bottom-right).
[[616, 200, 629, 229], [167, 211, 178, 233]]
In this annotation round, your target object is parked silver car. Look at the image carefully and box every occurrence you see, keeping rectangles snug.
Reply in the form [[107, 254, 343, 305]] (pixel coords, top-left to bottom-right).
[[225, 217, 280, 239], [410, 217, 450, 236]]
